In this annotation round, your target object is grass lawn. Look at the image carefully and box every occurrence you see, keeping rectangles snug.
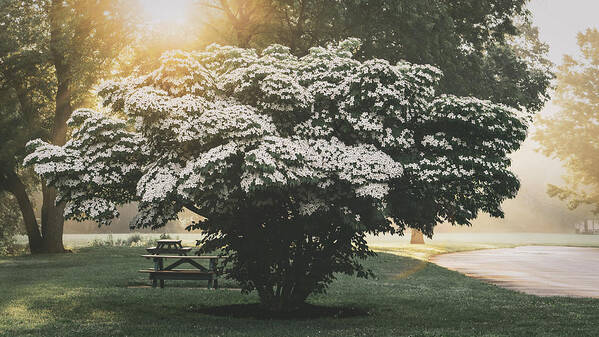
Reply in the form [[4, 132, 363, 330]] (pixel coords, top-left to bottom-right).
[[1, 246, 599, 336]]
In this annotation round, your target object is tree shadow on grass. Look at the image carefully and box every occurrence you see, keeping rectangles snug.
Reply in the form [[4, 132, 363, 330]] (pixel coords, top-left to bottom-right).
[[188, 303, 368, 320]]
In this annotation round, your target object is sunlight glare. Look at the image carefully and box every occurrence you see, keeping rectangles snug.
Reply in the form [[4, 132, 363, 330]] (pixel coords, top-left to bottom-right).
[[141, 0, 193, 26]]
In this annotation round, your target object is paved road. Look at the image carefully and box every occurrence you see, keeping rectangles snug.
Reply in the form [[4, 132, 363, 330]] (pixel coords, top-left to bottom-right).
[[431, 246, 599, 298]]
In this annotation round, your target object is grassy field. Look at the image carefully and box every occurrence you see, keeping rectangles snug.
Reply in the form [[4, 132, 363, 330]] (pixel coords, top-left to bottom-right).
[[1, 246, 599, 336]]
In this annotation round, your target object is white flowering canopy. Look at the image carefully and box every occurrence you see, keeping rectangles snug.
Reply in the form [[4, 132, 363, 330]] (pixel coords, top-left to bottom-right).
[[25, 39, 528, 236]]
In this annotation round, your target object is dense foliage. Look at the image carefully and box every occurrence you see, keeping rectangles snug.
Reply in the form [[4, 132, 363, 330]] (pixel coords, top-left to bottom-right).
[[25, 39, 529, 309], [535, 28, 599, 213]]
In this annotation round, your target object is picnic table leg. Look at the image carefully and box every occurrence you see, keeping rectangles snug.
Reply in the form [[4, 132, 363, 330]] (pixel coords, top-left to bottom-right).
[[159, 258, 165, 288], [208, 258, 216, 289], [152, 258, 160, 288]]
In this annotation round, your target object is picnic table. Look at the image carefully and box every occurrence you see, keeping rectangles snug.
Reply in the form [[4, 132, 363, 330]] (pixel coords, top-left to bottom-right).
[[139, 254, 224, 289], [145, 239, 193, 255]]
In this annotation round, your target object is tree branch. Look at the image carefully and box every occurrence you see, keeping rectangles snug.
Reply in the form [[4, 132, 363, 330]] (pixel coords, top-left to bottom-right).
[[185, 203, 204, 216]]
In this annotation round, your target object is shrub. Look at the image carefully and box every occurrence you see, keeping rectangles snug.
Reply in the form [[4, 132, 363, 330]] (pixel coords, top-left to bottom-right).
[[24, 39, 529, 311], [126, 233, 143, 246]]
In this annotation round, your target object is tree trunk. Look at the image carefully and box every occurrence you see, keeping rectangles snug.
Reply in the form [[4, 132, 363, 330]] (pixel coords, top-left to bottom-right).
[[2, 169, 68, 254], [41, 182, 66, 253], [410, 229, 425, 244], [2, 170, 44, 254], [218, 0, 254, 48], [36, 69, 72, 253], [37, 0, 74, 254], [257, 285, 309, 312]]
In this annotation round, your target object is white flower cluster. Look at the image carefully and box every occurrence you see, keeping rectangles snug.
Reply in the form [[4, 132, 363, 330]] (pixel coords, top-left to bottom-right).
[[24, 109, 145, 225], [241, 136, 402, 200], [24, 38, 529, 229]]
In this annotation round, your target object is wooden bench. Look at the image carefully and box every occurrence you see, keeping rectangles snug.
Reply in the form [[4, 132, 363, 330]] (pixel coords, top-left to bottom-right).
[[140, 255, 223, 289]]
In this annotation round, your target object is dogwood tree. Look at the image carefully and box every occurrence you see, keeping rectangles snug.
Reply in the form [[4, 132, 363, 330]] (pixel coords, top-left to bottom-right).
[[25, 39, 528, 311]]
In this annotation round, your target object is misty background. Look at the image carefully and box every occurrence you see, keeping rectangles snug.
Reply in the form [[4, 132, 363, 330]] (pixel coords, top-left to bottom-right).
[[440, 0, 599, 233], [58, 0, 597, 235]]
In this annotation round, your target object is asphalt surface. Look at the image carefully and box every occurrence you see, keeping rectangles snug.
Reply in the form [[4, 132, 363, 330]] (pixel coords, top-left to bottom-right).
[[431, 245, 599, 298]]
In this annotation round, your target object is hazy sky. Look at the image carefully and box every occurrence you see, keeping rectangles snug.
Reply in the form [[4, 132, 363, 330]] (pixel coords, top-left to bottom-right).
[[529, 0, 599, 64]]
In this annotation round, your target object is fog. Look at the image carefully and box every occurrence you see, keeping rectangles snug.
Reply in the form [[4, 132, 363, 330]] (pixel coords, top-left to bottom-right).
[[437, 136, 592, 234]]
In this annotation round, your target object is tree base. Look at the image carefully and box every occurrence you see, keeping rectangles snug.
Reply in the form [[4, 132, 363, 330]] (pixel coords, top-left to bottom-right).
[[410, 229, 425, 244], [29, 244, 71, 254]]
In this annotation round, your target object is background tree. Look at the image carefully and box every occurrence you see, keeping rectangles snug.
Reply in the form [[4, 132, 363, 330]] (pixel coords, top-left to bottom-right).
[[195, 0, 552, 112], [0, 0, 131, 253], [26, 39, 529, 310], [197, 0, 275, 47], [535, 28, 599, 212]]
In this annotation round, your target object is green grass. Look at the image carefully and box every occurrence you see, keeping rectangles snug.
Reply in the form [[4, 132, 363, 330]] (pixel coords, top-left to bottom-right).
[[1, 247, 599, 336]]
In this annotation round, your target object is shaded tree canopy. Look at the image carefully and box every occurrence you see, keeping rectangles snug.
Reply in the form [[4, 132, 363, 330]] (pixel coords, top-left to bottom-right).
[[26, 39, 529, 309], [535, 28, 599, 213], [195, 0, 552, 113]]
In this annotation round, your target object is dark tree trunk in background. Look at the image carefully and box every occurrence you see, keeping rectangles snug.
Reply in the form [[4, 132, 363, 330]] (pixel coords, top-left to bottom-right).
[[2, 168, 67, 253], [38, 62, 72, 253], [33, 76, 71, 252], [41, 182, 66, 253], [218, 0, 256, 48], [410, 229, 425, 244], [51, 64, 72, 146], [1, 170, 44, 254], [21, 0, 77, 254]]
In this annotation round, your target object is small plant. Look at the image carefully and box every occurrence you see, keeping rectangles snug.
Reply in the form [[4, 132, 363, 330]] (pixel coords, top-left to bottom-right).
[[90, 234, 130, 247], [90, 237, 114, 247], [89, 234, 148, 247], [126, 234, 142, 246]]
